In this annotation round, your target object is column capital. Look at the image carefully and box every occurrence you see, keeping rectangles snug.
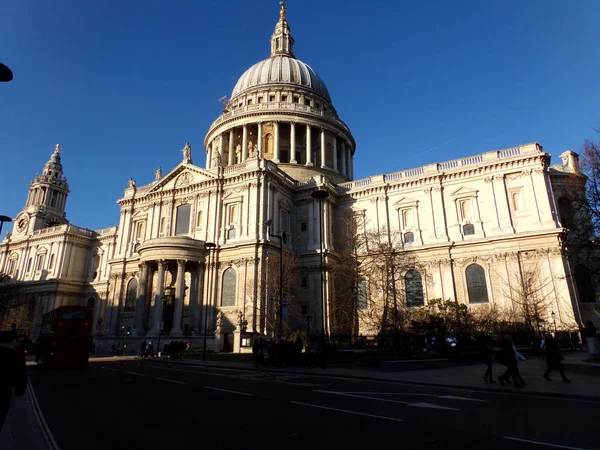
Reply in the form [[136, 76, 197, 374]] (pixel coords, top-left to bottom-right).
[[177, 259, 187, 267], [138, 261, 148, 270]]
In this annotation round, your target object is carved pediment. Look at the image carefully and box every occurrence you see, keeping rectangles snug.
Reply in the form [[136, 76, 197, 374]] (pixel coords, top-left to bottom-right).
[[146, 164, 216, 194], [450, 186, 478, 198], [132, 210, 148, 220], [394, 196, 419, 208]]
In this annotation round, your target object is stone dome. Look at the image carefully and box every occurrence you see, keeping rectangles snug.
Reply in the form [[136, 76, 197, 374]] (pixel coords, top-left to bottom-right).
[[230, 56, 331, 103]]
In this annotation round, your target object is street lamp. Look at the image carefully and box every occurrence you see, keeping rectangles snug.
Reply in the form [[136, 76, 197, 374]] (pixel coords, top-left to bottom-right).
[[265, 219, 286, 339], [311, 188, 329, 352], [156, 287, 172, 358], [203, 242, 216, 362], [551, 311, 557, 335], [0, 63, 13, 82], [0, 215, 13, 237]]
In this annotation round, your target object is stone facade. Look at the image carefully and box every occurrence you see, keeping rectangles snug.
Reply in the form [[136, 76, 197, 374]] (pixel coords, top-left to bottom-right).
[[1, 4, 598, 349]]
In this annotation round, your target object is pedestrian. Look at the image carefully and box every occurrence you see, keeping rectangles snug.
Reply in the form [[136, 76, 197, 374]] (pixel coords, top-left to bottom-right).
[[498, 335, 525, 387], [511, 341, 527, 386], [0, 330, 28, 432], [479, 336, 495, 383], [543, 335, 571, 382], [139, 340, 147, 357], [538, 336, 546, 360]]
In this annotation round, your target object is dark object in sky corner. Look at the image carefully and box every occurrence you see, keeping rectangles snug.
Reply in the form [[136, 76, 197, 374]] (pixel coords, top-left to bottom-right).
[[0, 62, 14, 82]]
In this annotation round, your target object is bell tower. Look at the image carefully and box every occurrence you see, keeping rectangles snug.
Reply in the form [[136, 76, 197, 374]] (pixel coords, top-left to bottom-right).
[[14, 144, 70, 234]]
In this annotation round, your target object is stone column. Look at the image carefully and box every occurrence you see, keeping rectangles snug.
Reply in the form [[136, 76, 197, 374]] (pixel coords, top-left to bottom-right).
[[257, 122, 263, 158], [332, 137, 338, 172], [171, 259, 186, 335], [150, 260, 166, 333], [290, 121, 297, 163], [320, 128, 326, 168], [341, 141, 347, 177], [274, 121, 280, 163], [242, 125, 248, 162], [228, 129, 235, 166], [349, 151, 354, 179], [218, 134, 224, 166], [305, 124, 313, 166], [192, 265, 202, 334], [134, 262, 149, 334]]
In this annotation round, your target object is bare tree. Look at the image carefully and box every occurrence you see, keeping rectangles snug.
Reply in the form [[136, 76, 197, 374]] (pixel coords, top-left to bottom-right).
[[0, 274, 32, 331]]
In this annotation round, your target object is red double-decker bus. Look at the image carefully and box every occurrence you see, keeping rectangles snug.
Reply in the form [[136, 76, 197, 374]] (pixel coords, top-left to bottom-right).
[[36, 306, 93, 367]]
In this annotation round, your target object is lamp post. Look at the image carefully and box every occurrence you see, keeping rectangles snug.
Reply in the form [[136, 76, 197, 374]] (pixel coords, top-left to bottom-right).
[[0, 215, 12, 237], [311, 189, 329, 351], [551, 311, 557, 335], [203, 242, 216, 362], [265, 220, 285, 339], [156, 287, 171, 358]]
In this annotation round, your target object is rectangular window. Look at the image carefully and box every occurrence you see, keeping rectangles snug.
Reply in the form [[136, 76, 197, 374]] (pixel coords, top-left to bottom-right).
[[357, 278, 368, 310], [304, 98, 310, 106], [269, 95, 275, 102], [301, 222, 307, 232], [247, 98, 253, 105], [228, 204, 238, 225], [293, 95, 300, 104], [175, 204, 191, 235], [257, 96, 263, 103], [36, 254, 45, 271], [280, 210, 290, 236], [281, 94, 288, 102], [301, 276, 307, 287]]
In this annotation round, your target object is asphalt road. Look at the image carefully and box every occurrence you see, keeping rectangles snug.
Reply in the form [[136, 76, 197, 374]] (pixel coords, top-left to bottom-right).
[[29, 360, 599, 450]]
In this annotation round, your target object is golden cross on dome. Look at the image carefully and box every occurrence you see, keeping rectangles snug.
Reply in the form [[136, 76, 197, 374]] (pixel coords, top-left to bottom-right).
[[279, 1, 286, 20]]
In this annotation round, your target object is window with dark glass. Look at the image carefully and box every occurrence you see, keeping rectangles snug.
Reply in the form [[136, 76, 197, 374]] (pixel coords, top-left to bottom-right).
[[357, 277, 368, 310], [301, 222, 307, 232], [404, 232, 414, 244], [405, 270, 424, 307], [221, 268, 237, 307], [575, 265, 596, 302], [466, 264, 489, 303], [463, 224, 475, 236], [175, 204, 191, 235], [301, 276, 307, 287], [125, 278, 138, 311]]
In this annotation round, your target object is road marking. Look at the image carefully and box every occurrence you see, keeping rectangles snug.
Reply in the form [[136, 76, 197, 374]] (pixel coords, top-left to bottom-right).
[[316, 390, 460, 411], [337, 392, 438, 397], [28, 381, 60, 450], [408, 402, 460, 411], [205, 387, 252, 396], [126, 372, 147, 377], [439, 395, 487, 402], [107, 368, 119, 372], [291, 401, 403, 422], [157, 377, 187, 385], [503, 436, 589, 450]]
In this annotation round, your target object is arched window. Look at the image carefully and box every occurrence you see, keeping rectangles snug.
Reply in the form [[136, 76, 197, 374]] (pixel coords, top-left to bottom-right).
[[196, 211, 203, 229], [27, 258, 32, 272], [463, 224, 475, 236], [405, 270, 424, 307], [175, 204, 191, 235], [87, 297, 96, 309], [221, 268, 237, 307], [125, 278, 138, 312], [403, 232, 414, 244], [160, 217, 167, 234], [574, 265, 596, 303], [466, 264, 489, 304], [558, 197, 574, 229], [227, 228, 237, 240], [48, 254, 55, 270]]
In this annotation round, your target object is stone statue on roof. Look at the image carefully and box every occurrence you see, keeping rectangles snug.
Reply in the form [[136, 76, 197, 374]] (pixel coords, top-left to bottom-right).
[[155, 166, 162, 180], [182, 142, 192, 163]]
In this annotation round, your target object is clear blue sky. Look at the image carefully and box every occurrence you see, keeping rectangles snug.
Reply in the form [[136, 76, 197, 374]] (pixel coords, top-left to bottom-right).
[[1, 0, 599, 231]]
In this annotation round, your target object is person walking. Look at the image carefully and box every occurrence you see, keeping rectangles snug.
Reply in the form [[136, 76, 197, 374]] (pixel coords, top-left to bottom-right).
[[498, 335, 525, 387], [543, 335, 571, 382], [0, 330, 28, 432], [480, 336, 495, 383]]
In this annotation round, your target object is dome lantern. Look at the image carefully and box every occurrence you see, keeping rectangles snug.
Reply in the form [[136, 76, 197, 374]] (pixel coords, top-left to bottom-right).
[[270, 1, 295, 59]]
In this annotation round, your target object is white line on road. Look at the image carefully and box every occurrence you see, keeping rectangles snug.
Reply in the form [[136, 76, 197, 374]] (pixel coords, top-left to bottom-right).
[[107, 368, 119, 372], [126, 372, 147, 377], [205, 387, 252, 396], [408, 402, 460, 411], [503, 436, 589, 450], [315, 390, 460, 411], [438, 395, 487, 402], [291, 401, 403, 422], [28, 381, 60, 450], [157, 377, 187, 385]]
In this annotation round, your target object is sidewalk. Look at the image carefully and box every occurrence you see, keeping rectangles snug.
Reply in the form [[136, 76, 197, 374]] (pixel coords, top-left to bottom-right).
[[139, 351, 600, 401], [0, 383, 56, 450]]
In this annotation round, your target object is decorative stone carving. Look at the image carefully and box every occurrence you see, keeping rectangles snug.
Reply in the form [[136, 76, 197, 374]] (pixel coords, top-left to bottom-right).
[[127, 178, 136, 188], [182, 142, 192, 163], [176, 172, 193, 187]]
